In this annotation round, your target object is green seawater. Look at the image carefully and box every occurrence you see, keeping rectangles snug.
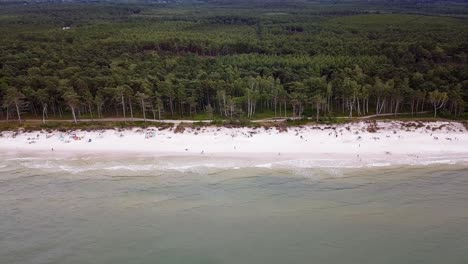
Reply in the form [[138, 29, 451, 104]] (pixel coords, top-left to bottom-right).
[[1, 154, 467, 264]]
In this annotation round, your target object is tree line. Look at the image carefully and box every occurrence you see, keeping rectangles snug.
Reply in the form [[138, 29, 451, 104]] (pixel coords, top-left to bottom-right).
[[0, 62, 462, 123], [0, 2, 466, 123]]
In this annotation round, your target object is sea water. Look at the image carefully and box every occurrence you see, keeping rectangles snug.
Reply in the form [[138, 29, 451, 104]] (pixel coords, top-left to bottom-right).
[[1, 153, 467, 264]]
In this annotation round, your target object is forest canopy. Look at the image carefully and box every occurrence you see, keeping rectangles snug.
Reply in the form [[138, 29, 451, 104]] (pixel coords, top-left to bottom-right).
[[0, 0, 467, 123]]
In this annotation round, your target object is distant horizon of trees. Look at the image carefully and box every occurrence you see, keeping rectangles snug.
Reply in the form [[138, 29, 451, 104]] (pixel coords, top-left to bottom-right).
[[0, 2, 466, 123]]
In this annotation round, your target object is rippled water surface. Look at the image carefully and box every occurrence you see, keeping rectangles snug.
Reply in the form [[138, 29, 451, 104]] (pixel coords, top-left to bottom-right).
[[1, 154, 468, 264]]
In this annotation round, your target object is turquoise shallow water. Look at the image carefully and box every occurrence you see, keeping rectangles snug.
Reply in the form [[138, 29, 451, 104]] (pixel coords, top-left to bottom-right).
[[1, 154, 468, 264]]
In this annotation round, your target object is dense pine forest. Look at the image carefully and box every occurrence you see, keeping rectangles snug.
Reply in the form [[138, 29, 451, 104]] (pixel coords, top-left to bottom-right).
[[0, 0, 467, 124]]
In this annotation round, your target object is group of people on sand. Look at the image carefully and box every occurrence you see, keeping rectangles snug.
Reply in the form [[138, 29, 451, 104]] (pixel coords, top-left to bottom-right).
[[145, 131, 156, 139], [57, 133, 82, 143]]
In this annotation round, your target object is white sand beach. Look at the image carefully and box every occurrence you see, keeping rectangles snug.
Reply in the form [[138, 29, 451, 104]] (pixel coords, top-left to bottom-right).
[[1, 121, 467, 168]]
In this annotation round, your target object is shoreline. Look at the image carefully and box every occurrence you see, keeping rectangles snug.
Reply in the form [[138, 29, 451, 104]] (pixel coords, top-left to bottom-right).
[[1, 120, 467, 168]]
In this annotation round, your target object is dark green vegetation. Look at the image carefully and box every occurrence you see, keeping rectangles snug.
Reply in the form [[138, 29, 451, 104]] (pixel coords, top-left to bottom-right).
[[0, 0, 467, 125]]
